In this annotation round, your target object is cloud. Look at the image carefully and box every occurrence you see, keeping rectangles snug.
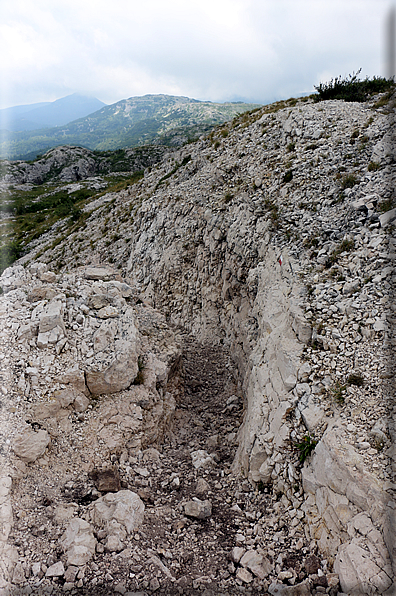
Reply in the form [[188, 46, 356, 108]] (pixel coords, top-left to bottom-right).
[[0, 0, 392, 108]]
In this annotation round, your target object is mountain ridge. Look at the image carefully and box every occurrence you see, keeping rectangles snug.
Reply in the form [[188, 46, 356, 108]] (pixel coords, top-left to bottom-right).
[[0, 93, 106, 133], [1, 94, 261, 160]]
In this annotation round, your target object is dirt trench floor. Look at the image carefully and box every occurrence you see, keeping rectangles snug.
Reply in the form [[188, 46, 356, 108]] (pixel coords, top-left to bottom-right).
[[8, 334, 316, 596]]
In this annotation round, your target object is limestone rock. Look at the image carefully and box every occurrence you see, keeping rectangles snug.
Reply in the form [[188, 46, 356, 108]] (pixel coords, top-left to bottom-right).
[[73, 393, 90, 412], [88, 490, 144, 535], [40, 271, 57, 283], [184, 499, 212, 519], [11, 561, 26, 585], [84, 307, 140, 395], [240, 549, 273, 579], [236, 567, 253, 583], [38, 300, 66, 334], [300, 397, 326, 432], [60, 518, 97, 566], [190, 450, 215, 469], [84, 267, 117, 281], [56, 366, 89, 395], [45, 561, 65, 577], [334, 542, 392, 594], [12, 428, 50, 463], [230, 547, 246, 563], [195, 478, 210, 494]]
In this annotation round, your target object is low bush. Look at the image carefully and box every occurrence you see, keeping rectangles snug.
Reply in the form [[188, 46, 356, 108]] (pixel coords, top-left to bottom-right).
[[0, 241, 23, 275], [331, 382, 346, 404], [294, 435, 318, 464], [340, 173, 359, 189], [314, 69, 394, 103], [347, 372, 364, 387]]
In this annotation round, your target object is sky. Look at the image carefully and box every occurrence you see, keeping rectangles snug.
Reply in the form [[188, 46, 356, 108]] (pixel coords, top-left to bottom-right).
[[0, 0, 394, 110]]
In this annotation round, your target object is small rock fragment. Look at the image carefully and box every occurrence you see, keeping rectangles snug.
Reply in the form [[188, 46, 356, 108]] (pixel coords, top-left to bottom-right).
[[184, 499, 212, 519]]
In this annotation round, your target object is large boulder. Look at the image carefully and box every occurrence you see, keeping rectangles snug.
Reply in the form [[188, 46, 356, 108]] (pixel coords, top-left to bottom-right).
[[88, 490, 144, 535], [83, 307, 140, 395]]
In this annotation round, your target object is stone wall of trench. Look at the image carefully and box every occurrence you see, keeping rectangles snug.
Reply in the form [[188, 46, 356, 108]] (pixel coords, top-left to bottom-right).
[[122, 133, 395, 592], [125, 200, 395, 592]]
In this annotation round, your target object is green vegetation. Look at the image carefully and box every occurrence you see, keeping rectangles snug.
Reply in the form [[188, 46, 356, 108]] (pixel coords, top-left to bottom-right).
[[1, 95, 261, 161], [223, 191, 233, 203], [378, 197, 394, 213], [294, 435, 318, 464], [368, 161, 381, 172], [283, 170, 293, 183], [340, 173, 359, 189], [264, 198, 279, 225], [331, 382, 347, 404], [0, 167, 144, 275], [314, 70, 395, 103]]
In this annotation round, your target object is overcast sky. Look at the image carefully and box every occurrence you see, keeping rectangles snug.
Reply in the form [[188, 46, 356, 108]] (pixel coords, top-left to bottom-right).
[[0, 0, 394, 110]]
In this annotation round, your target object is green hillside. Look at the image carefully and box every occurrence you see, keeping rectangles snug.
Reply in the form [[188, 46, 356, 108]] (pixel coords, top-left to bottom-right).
[[1, 94, 261, 160]]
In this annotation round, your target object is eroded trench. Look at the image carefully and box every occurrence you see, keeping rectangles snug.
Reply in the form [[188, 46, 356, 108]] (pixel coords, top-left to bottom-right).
[[9, 330, 316, 596]]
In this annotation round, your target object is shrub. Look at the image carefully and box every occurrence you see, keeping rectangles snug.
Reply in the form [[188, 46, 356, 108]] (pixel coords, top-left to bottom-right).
[[283, 170, 293, 183], [378, 198, 394, 212], [0, 241, 23, 275], [331, 382, 346, 403], [224, 192, 233, 203], [340, 173, 359, 189], [347, 372, 364, 387], [287, 142, 296, 152], [295, 435, 318, 464], [314, 69, 395, 102], [368, 161, 381, 172]]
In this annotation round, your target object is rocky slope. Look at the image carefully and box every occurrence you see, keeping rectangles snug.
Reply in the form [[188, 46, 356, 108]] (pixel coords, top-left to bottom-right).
[[0, 90, 395, 595], [0, 145, 169, 188]]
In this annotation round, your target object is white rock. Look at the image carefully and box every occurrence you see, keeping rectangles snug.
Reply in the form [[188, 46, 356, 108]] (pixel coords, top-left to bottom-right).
[[190, 450, 215, 469], [12, 428, 50, 463], [334, 542, 392, 594], [183, 499, 212, 519], [45, 561, 65, 577], [89, 490, 144, 535], [60, 518, 97, 566], [240, 549, 273, 579]]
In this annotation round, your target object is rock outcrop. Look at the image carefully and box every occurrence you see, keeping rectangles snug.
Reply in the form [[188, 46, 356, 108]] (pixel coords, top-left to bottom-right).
[[0, 90, 394, 594]]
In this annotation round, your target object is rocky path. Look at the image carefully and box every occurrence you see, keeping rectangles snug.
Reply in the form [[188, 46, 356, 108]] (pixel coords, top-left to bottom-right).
[[61, 335, 333, 596], [4, 332, 337, 596]]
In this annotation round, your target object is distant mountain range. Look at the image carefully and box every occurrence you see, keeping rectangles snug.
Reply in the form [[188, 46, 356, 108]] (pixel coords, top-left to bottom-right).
[[0, 94, 261, 161], [0, 94, 106, 132]]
